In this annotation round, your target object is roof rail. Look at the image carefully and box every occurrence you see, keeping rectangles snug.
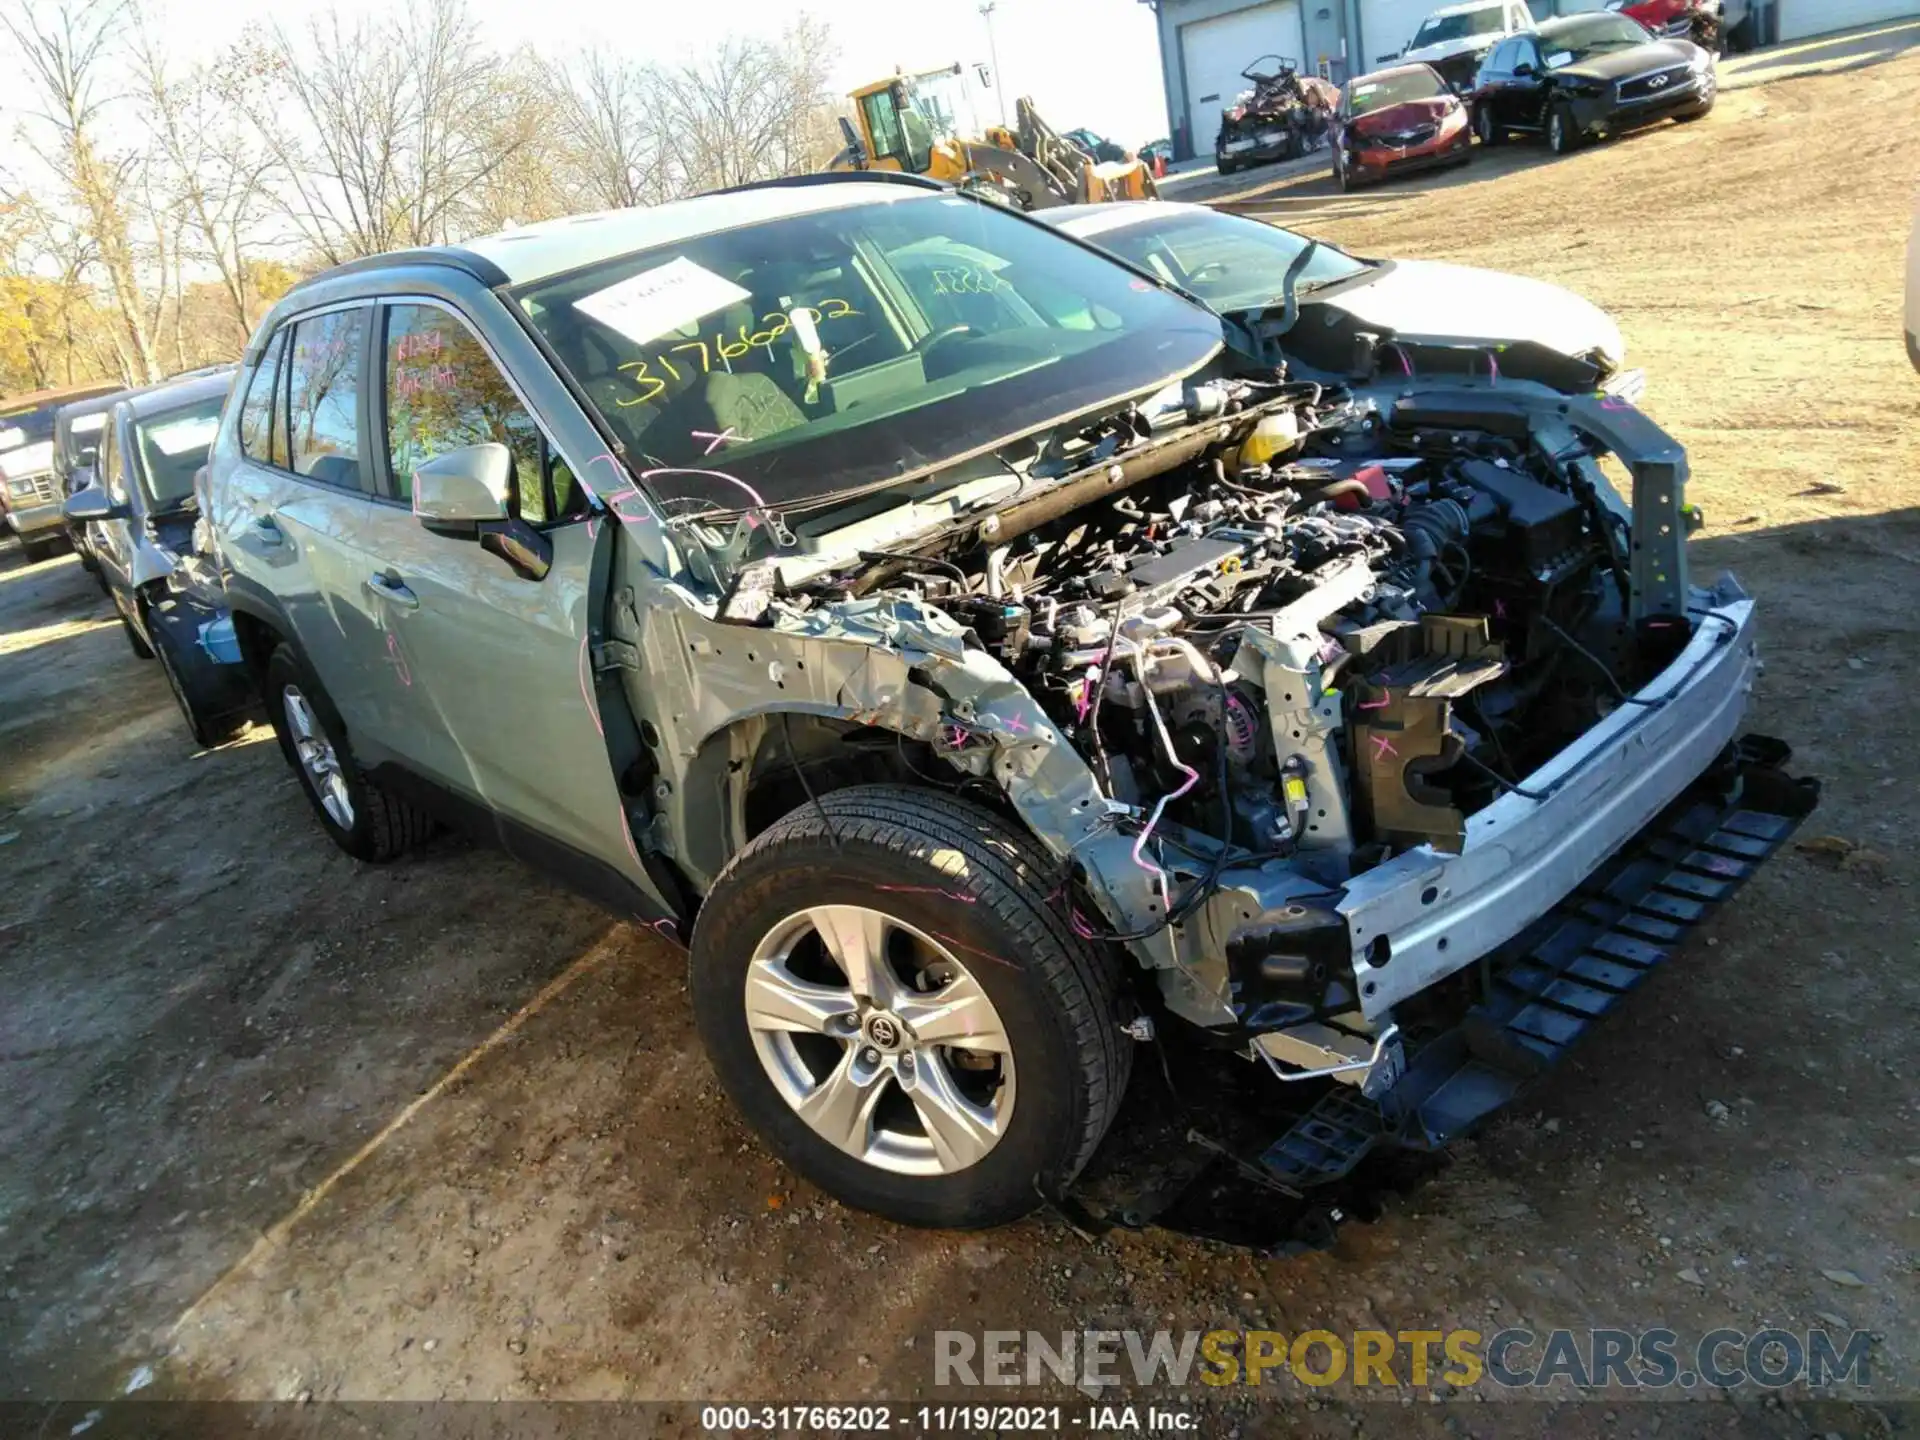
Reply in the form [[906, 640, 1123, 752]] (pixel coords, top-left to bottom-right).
[[301, 245, 512, 292], [700, 170, 953, 201]]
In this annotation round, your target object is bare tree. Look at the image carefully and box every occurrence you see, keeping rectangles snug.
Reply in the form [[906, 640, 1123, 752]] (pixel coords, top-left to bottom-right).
[[650, 17, 843, 195], [2, 0, 161, 383], [129, 13, 276, 345], [557, 50, 670, 211], [234, 0, 534, 263]]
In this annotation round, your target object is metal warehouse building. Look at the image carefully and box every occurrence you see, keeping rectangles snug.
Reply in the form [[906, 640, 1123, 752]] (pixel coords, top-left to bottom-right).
[[1143, 0, 1920, 158]]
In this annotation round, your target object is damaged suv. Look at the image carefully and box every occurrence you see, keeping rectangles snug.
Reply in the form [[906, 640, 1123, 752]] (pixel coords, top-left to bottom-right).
[[206, 174, 1812, 1231]]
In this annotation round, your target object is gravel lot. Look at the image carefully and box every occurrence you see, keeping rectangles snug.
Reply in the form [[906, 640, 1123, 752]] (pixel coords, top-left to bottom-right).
[[2, 42, 1915, 1437]]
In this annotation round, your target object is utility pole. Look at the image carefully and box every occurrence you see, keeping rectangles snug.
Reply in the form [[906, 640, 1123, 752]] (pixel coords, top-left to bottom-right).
[[979, 1, 1008, 126]]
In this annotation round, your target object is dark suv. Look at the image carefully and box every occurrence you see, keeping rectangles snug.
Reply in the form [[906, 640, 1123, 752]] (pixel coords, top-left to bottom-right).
[[203, 174, 1810, 1233], [1472, 11, 1715, 154]]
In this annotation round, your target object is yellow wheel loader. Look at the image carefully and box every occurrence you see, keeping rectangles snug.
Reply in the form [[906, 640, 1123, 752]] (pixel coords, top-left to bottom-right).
[[830, 65, 1159, 210]]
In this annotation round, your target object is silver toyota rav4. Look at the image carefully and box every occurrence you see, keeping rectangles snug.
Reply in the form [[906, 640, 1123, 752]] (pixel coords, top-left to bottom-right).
[[205, 173, 1813, 1233]]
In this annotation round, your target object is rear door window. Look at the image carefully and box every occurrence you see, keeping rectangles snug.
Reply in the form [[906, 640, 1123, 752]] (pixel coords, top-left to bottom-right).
[[284, 309, 369, 492]]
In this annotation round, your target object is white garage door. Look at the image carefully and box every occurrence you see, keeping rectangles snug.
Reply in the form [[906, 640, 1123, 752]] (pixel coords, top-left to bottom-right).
[[1360, 0, 1450, 66], [1778, 0, 1918, 42], [1181, 1, 1306, 156]]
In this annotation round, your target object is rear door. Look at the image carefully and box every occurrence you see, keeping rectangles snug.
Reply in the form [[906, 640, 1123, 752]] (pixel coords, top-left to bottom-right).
[[352, 295, 641, 878]]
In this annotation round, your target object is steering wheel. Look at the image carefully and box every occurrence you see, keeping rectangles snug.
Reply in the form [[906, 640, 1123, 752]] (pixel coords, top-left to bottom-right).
[[913, 323, 973, 357]]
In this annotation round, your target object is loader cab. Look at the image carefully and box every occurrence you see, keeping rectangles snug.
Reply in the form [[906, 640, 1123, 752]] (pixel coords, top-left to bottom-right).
[[852, 79, 938, 176]]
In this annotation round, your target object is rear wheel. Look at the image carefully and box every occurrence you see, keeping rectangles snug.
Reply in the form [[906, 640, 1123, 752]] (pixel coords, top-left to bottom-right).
[[689, 784, 1132, 1229], [20, 535, 62, 565], [265, 641, 434, 862], [1216, 154, 1238, 176]]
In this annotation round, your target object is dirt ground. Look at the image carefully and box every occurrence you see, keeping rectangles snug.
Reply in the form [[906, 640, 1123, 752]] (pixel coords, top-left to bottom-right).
[[2, 43, 1916, 1438]]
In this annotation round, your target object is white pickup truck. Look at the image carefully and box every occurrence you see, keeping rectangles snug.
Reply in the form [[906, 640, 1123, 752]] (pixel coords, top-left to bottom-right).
[[1389, 0, 1535, 92]]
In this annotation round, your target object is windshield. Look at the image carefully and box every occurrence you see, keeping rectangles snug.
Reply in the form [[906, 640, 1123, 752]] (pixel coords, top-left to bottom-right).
[[516, 194, 1222, 519], [134, 396, 224, 511], [1411, 7, 1506, 46], [1348, 69, 1447, 114], [1543, 14, 1655, 59], [1074, 210, 1369, 315], [0, 405, 58, 452]]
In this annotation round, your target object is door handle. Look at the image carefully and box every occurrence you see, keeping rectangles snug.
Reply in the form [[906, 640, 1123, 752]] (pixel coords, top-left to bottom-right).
[[364, 571, 420, 609], [249, 515, 286, 547]]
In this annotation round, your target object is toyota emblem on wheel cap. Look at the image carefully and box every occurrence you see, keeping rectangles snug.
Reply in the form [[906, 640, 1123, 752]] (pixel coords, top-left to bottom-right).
[[867, 1016, 900, 1049]]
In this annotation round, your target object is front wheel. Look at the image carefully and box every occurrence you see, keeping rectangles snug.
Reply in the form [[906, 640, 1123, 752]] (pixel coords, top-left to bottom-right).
[[689, 785, 1132, 1229], [1476, 104, 1505, 147], [1548, 103, 1581, 156], [154, 620, 249, 749]]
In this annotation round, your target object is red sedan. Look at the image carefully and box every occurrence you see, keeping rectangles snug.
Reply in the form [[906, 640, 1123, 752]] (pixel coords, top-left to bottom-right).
[[1332, 63, 1473, 192]]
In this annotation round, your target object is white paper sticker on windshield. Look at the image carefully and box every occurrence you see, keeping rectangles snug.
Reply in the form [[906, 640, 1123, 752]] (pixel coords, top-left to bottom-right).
[[572, 257, 753, 348], [146, 414, 220, 457], [1546, 50, 1574, 68]]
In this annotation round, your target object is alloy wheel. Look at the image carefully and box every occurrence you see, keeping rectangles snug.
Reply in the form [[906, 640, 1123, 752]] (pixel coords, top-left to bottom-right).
[[282, 684, 354, 829], [743, 904, 1016, 1176]]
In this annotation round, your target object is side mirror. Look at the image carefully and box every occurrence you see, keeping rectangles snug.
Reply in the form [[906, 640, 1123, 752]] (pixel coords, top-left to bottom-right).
[[837, 115, 869, 169], [63, 486, 127, 523], [411, 442, 553, 582], [412, 442, 512, 527], [1513, 61, 1536, 76]]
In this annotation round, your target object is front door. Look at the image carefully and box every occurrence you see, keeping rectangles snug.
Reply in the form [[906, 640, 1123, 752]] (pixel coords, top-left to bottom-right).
[[353, 297, 643, 882]]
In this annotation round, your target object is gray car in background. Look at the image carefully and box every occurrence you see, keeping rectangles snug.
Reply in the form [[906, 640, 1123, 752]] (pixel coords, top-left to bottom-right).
[[201, 173, 1810, 1238], [64, 371, 253, 745]]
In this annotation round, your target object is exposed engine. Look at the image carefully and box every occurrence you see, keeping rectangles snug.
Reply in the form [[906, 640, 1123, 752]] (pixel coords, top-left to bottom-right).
[[804, 385, 1653, 878]]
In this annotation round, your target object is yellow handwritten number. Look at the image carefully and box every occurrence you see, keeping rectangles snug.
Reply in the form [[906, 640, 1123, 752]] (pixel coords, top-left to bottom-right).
[[616, 359, 664, 406]]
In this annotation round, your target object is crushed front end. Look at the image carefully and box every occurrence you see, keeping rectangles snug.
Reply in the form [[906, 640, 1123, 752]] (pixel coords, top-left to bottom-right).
[[657, 357, 1812, 1245]]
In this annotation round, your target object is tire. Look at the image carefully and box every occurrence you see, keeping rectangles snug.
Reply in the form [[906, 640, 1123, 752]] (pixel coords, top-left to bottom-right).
[[1676, 97, 1714, 124], [689, 784, 1132, 1229], [1548, 103, 1581, 156], [1334, 151, 1357, 192], [21, 535, 61, 565], [1216, 155, 1238, 176], [1476, 104, 1505, 147], [264, 641, 434, 862], [154, 622, 248, 749]]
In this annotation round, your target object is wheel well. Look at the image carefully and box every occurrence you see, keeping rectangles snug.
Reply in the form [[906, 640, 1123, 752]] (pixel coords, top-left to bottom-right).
[[677, 713, 1019, 888]]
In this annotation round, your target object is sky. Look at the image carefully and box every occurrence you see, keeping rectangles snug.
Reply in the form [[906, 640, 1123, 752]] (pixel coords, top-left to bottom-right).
[[0, 0, 1174, 189]]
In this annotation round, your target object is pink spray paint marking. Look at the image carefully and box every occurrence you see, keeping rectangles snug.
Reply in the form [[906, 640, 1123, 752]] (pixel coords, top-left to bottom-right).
[[1370, 734, 1399, 763], [691, 428, 738, 456], [941, 722, 972, 750], [648, 917, 680, 940], [1494, 597, 1508, 620], [1357, 695, 1391, 712], [580, 452, 626, 506], [384, 632, 412, 688]]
